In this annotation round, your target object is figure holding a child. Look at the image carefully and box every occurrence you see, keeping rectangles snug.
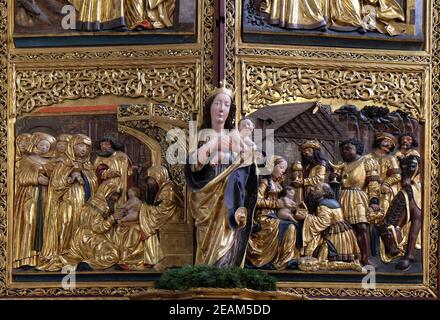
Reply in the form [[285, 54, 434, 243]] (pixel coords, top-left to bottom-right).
[[113, 165, 184, 270], [246, 155, 300, 270], [185, 81, 259, 267]]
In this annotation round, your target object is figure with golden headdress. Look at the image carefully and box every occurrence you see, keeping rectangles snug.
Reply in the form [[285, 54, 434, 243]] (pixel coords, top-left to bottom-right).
[[13, 132, 56, 269], [60, 181, 123, 270], [112, 165, 184, 270], [185, 81, 259, 267], [377, 132, 422, 261], [330, 138, 380, 266], [246, 155, 299, 270], [38, 134, 98, 271], [291, 140, 328, 200], [365, 132, 401, 215], [395, 132, 421, 215], [49, 134, 72, 162], [44, 134, 72, 176]]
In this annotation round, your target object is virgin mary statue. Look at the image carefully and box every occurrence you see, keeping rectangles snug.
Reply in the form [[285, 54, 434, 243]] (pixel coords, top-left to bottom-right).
[[185, 82, 258, 267]]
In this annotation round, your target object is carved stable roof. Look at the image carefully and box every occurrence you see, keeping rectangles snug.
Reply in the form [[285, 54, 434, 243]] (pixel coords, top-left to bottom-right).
[[248, 102, 346, 140]]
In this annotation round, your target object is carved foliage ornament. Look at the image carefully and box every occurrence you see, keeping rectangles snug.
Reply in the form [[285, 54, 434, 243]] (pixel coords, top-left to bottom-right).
[[10, 49, 203, 62], [15, 66, 198, 116], [242, 63, 424, 120]]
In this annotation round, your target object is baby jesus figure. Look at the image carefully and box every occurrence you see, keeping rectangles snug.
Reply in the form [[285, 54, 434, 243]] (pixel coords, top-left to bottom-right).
[[118, 187, 142, 223], [230, 118, 261, 165], [277, 186, 298, 222]]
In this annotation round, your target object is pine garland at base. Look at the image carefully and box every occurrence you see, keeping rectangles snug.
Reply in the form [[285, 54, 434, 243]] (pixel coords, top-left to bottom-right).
[[155, 265, 277, 291]]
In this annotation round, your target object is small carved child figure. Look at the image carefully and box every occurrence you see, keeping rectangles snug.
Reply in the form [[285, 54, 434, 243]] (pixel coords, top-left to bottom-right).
[[237, 118, 257, 153], [118, 187, 142, 223], [230, 118, 258, 165], [277, 186, 298, 222]]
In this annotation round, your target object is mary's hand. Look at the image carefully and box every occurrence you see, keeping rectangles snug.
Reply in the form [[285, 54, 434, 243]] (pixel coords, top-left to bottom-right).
[[234, 207, 247, 229], [71, 172, 82, 183]]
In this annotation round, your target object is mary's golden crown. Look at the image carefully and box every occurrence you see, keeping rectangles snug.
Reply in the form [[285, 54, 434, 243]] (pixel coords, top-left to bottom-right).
[[207, 80, 235, 101]]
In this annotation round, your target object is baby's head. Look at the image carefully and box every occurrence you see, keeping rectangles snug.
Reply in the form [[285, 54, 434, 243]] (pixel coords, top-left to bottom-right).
[[280, 185, 295, 200], [238, 118, 255, 137], [127, 187, 141, 199]]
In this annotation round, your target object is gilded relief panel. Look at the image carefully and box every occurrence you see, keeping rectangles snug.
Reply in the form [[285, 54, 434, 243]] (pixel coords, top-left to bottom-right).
[[221, 0, 438, 299], [0, 0, 439, 300]]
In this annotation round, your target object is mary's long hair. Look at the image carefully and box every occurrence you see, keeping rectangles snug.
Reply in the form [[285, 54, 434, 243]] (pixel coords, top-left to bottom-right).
[[200, 94, 236, 130]]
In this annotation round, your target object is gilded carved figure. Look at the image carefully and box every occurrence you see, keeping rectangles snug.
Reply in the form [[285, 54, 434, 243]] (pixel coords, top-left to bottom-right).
[[185, 82, 258, 267], [94, 136, 134, 207], [13, 132, 56, 269], [378, 155, 422, 270], [362, 0, 406, 35], [47, 134, 72, 168], [296, 183, 361, 271], [377, 132, 421, 268], [291, 140, 327, 199], [365, 133, 401, 216], [331, 138, 381, 266], [69, 0, 176, 31], [61, 181, 124, 270], [395, 132, 421, 250], [395, 132, 420, 161], [15, 133, 32, 194], [38, 134, 98, 271], [113, 165, 184, 270], [246, 156, 299, 270], [15, 133, 32, 162], [261, 0, 406, 35], [268, 0, 327, 30]]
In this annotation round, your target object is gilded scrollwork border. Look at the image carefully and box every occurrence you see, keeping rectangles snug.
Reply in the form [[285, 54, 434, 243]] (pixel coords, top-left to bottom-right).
[[1, 0, 9, 298], [0, 0, 213, 298], [430, 0, 440, 298], [12, 59, 201, 117], [238, 58, 428, 120]]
